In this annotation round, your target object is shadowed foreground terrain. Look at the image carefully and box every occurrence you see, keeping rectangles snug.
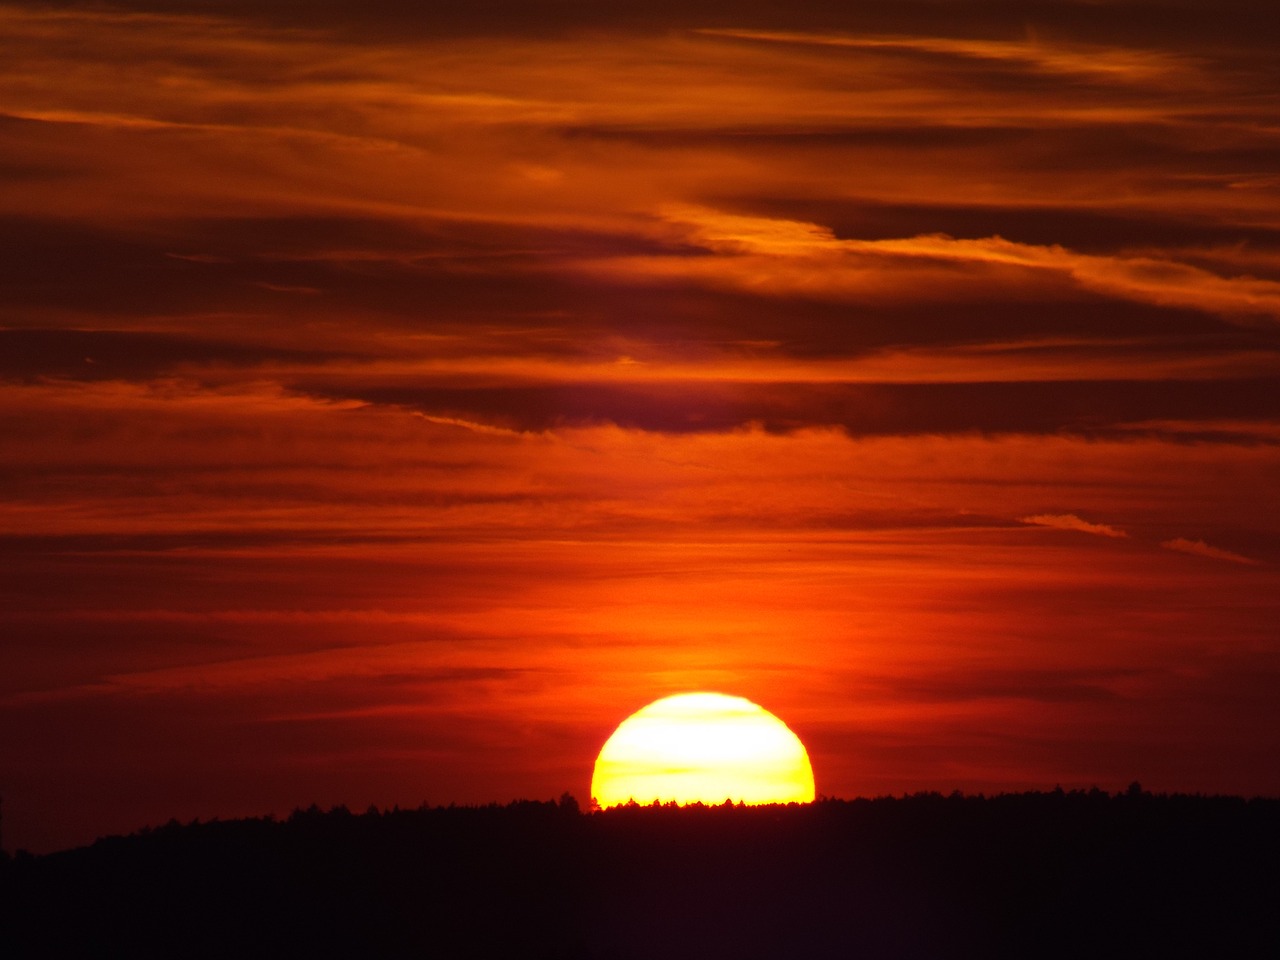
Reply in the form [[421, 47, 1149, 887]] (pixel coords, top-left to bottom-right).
[[2, 790, 1277, 958]]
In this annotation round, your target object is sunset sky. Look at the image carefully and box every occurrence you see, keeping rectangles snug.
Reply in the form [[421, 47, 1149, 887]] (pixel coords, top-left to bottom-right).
[[2, 0, 1278, 852]]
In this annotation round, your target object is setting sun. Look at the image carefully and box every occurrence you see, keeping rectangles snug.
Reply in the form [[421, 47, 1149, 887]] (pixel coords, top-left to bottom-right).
[[591, 692, 816, 807]]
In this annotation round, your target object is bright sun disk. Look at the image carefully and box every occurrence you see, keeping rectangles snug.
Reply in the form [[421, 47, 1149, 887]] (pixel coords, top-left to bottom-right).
[[591, 692, 816, 807]]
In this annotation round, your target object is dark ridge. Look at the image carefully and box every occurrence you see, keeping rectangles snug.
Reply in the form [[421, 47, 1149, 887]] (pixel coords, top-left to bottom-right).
[[2, 788, 1277, 958]]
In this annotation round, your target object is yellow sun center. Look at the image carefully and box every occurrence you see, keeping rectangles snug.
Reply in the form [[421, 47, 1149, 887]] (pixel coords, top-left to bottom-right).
[[591, 692, 816, 807]]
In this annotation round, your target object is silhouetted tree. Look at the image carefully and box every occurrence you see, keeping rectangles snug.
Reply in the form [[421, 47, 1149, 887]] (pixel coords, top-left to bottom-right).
[[2, 790, 1277, 959]]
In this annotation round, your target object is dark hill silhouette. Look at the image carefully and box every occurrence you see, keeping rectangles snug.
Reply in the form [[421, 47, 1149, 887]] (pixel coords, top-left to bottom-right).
[[2, 788, 1277, 959]]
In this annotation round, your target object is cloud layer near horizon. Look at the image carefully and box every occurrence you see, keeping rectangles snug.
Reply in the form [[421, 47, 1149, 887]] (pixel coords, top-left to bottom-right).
[[1, 1, 1277, 852]]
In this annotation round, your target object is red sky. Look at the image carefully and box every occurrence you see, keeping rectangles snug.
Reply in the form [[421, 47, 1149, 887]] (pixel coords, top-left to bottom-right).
[[2, 0, 1278, 852]]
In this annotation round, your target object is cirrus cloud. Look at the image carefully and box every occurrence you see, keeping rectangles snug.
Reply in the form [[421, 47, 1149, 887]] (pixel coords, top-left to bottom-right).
[[1022, 514, 1129, 539], [1161, 537, 1261, 565]]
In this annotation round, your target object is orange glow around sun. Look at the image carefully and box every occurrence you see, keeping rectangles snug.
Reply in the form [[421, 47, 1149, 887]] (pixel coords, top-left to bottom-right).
[[591, 692, 816, 807]]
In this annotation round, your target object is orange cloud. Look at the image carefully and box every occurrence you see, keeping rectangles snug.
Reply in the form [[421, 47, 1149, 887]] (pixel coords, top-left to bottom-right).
[[603, 206, 1280, 323], [695, 28, 1200, 84], [1022, 514, 1129, 538], [1160, 538, 1261, 566]]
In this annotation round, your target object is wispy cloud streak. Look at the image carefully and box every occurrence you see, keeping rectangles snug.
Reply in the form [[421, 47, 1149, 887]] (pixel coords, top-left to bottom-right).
[[1022, 514, 1129, 539]]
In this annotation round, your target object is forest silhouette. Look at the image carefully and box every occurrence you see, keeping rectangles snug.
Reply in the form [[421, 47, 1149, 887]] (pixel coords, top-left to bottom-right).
[[2, 788, 1277, 958]]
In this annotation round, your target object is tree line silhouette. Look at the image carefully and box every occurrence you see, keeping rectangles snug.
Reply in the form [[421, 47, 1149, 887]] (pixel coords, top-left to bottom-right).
[[2, 787, 1277, 958]]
